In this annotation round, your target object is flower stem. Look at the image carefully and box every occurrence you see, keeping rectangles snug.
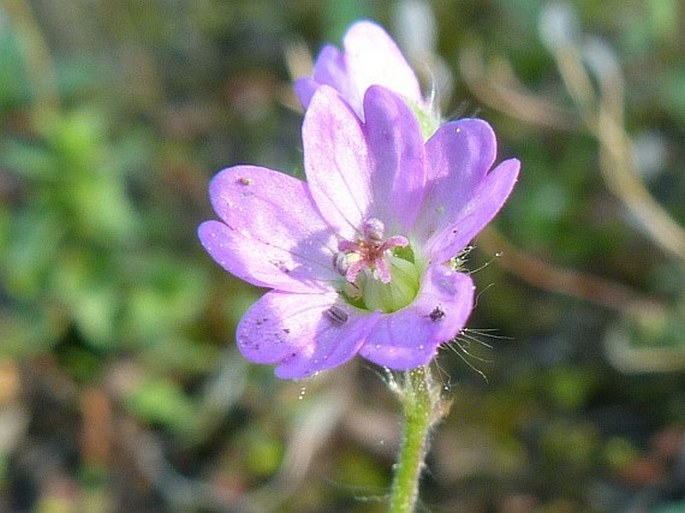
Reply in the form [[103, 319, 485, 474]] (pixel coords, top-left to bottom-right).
[[389, 365, 444, 513]]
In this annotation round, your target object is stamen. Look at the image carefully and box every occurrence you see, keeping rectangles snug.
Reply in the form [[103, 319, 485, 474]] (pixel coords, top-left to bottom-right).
[[380, 235, 409, 252], [333, 251, 349, 275], [374, 256, 392, 283], [345, 258, 366, 283], [335, 218, 410, 285]]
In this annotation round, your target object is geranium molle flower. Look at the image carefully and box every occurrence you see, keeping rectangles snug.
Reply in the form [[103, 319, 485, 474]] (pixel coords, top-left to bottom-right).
[[295, 20, 429, 121], [199, 85, 519, 379]]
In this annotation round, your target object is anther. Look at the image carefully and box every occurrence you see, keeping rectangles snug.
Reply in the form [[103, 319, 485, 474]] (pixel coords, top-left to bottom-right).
[[333, 252, 349, 276]]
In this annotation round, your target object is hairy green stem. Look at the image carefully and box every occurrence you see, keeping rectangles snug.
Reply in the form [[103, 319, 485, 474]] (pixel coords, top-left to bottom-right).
[[389, 366, 444, 513]]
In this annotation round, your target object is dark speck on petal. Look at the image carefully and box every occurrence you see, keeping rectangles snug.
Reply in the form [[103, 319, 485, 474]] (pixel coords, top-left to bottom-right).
[[429, 306, 446, 322], [326, 305, 349, 325]]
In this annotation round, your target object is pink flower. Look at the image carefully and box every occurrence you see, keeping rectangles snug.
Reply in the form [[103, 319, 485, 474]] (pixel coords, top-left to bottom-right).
[[295, 20, 428, 120], [199, 85, 519, 379]]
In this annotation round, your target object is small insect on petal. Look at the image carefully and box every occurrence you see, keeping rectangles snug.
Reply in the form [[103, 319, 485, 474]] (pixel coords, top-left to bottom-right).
[[429, 306, 445, 322], [238, 177, 252, 185], [326, 305, 349, 325]]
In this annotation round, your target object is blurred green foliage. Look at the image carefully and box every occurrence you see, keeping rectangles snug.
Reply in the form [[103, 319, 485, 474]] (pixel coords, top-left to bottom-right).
[[1, 0, 685, 512]]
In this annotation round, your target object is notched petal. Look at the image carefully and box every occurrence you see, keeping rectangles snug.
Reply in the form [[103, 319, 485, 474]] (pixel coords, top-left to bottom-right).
[[200, 166, 340, 291], [362, 86, 426, 233], [426, 158, 520, 264], [414, 118, 499, 247], [343, 21, 423, 108], [298, 21, 423, 118], [304, 86, 371, 235]]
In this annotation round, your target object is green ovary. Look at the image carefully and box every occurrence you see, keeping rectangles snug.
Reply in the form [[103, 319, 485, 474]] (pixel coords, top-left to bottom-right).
[[360, 256, 420, 313]]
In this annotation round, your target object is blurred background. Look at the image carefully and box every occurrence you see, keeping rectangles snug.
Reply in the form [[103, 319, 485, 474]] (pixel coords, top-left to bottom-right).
[[1, 0, 685, 511]]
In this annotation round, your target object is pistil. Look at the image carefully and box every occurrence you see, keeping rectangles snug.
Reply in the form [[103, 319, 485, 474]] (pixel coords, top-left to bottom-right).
[[333, 218, 419, 313], [334, 218, 408, 284]]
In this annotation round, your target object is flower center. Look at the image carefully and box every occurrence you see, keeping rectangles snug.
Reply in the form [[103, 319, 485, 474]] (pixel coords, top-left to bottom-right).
[[333, 218, 420, 313]]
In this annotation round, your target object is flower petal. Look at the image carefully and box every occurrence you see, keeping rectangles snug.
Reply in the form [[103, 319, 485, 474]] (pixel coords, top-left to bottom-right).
[[426, 158, 520, 264], [236, 291, 381, 379], [413, 119, 498, 248], [363, 86, 426, 234], [295, 45, 358, 111], [293, 77, 319, 112], [296, 21, 423, 118], [359, 265, 475, 369], [343, 21, 423, 111], [198, 166, 339, 292], [304, 86, 371, 237]]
